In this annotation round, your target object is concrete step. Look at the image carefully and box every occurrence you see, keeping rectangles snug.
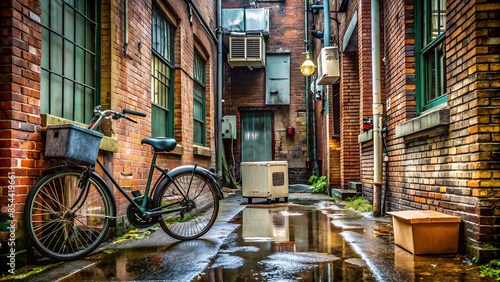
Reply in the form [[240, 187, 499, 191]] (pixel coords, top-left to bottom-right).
[[331, 188, 359, 201]]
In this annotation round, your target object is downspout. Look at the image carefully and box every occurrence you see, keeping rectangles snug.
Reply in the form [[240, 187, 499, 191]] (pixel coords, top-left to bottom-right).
[[312, 0, 331, 176], [371, 0, 383, 216], [216, 0, 223, 175], [305, 0, 311, 169]]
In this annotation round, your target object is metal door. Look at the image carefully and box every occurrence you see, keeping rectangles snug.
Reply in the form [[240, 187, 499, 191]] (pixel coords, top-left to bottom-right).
[[241, 112, 272, 162]]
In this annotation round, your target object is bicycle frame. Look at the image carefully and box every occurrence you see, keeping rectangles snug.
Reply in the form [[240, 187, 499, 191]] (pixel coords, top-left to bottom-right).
[[90, 152, 193, 220]]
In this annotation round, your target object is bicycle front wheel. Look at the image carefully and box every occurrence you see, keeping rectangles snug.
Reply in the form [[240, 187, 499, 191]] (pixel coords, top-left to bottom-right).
[[24, 168, 114, 261], [155, 171, 219, 240]]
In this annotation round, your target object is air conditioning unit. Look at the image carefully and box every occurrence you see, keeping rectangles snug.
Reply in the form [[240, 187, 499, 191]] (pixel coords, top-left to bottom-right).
[[241, 161, 289, 204], [228, 35, 266, 68], [317, 46, 340, 85]]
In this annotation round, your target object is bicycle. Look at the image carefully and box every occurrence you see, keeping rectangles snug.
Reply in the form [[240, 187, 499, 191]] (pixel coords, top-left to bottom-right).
[[24, 105, 224, 261]]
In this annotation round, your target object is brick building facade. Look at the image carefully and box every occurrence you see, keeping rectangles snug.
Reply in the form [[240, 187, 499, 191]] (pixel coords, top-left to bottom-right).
[[310, 0, 499, 259], [220, 0, 314, 185], [0, 0, 218, 268]]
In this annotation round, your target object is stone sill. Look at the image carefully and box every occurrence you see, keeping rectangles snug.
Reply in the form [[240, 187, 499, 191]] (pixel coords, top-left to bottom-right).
[[395, 106, 450, 138], [193, 145, 212, 158], [358, 129, 373, 144], [42, 114, 118, 152]]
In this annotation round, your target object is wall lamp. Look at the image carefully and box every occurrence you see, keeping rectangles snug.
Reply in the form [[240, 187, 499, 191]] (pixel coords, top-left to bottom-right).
[[300, 51, 316, 76]]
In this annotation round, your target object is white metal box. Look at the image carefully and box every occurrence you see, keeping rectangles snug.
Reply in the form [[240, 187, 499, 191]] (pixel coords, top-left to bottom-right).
[[222, 115, 237, 139], [241, 161, 289, 203], [317, 46, 340, 85]]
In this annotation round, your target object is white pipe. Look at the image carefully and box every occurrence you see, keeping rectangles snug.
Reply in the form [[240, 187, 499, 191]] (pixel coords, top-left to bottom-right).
[[371, 0, 383, 216]]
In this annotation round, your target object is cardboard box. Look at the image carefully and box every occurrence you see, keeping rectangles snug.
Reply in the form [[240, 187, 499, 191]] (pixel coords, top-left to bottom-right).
[[387, 210, 461, 255]]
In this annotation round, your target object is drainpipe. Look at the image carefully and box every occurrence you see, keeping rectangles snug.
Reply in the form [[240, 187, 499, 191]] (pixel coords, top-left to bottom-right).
[[312, 0, 330, 176], [305, 0, 311, 169], [371, 0, 383, 216], [216, 0, 223, 175]]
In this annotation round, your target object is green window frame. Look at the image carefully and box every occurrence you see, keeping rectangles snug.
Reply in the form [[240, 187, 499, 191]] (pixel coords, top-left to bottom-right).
[[415, 0, 447, 114], [40, 0, 100, 123], [193, 51, 206, 146], [151, 2, 174, 137]]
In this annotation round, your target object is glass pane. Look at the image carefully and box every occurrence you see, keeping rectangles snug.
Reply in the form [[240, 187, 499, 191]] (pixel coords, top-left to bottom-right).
[[50, 36, 63, 74], [152, 3, 172, 62], [75, 45, 85, 82], [430, 0, 446, 41], [151, 55, 171, 108], [85, 50, 94, 85], [40, 69, 50, 114], [85, 87, 93, 122], [194, 52, 206, 84], [41, 28, 50, 73], [65, 40, 75, 80], [50, 74, 63, 117], [152, 104, 167, 137], [424, 42, 445, 105], [50, 1, 63, 33], [64, 5, 75, 42], [64, 79, 74, 119], [194, 120, 203, 145]]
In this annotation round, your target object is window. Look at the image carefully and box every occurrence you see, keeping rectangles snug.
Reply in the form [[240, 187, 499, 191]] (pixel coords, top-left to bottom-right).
[[415, 0, 447, 114], [40, 0, 100, 123], [151, 2, 174, 137], [193, 51, 206, 146]]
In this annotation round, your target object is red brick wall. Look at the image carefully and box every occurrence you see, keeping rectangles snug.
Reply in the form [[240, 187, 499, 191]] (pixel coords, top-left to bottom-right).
[[339, 51, 361, 187], [331, 0, 499, 258], [0, 0, 43, 268]]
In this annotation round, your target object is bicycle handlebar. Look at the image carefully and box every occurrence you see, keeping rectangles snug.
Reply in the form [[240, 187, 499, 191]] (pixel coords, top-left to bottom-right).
[[89, 105, 145, 130], [123, 109, 147, 117]]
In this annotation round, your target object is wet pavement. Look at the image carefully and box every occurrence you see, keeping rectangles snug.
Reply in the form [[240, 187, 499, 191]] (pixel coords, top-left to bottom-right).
[[3, 190, 494, 281]]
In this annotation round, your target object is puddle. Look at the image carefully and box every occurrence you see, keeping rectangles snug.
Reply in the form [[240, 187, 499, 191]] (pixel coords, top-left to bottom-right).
[[199, 204, 376, 281], [199, 200, 491, 282]]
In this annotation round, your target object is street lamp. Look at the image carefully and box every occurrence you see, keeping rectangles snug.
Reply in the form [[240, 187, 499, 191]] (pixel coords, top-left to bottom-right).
[[300, 51, 316, 76]]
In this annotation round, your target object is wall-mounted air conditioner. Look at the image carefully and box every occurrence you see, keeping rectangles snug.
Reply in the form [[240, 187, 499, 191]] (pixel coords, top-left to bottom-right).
[[317, 46, 340, 85], [228, 35, 266, 68]]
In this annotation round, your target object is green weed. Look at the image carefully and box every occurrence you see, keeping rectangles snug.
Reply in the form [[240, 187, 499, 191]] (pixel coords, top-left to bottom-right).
[[308, 175, 328, 193], [344, 196, 373, 212]]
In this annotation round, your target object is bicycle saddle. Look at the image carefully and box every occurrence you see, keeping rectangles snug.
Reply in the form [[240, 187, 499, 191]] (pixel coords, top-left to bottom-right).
[[141, 137, 177, 152]]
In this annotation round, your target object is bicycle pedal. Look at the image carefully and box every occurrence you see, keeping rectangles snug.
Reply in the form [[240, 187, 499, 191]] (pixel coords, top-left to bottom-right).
[[131, 190, 141, 197]]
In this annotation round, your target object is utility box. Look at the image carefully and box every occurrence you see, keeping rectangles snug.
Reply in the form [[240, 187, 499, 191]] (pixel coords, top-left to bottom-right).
[[241, 161, 289, 204], [387, 210, 461, 255], [222, 115, 237, 139], [317, 46, 340, 85]]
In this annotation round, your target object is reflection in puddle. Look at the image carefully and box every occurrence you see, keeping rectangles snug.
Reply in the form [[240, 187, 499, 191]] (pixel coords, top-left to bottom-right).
[[200, 204, 375, 281]]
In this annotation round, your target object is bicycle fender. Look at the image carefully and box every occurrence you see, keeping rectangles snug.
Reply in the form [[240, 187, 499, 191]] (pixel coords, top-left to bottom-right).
[[39, 166, 117, 218], [166, 165, 224, 200]]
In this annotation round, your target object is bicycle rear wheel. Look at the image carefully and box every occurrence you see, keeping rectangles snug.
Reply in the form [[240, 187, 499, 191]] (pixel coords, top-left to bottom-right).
[[154, 171, 219, 240], [24, 168, 114, 260]]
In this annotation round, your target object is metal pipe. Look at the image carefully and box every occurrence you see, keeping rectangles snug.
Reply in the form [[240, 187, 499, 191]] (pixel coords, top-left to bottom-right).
[[305, 0, 311, 166], [124, 0, 129, 57], [216, 0, 223, 175], [371, 0, 383, 216], [324, 0, 330, 47]]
